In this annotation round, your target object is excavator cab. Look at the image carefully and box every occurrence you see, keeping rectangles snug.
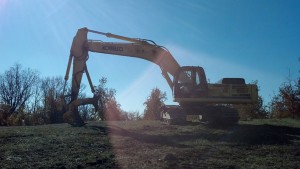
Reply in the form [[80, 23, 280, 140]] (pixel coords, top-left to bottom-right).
[[173, 66, 208, 99]]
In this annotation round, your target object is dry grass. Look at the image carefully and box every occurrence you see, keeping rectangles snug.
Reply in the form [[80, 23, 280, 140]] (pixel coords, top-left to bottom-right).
[[1, 119, 300, 169]]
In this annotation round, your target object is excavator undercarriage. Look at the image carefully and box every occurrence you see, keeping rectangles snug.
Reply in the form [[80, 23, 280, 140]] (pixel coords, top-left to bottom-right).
[[161, 105, 239, 126]]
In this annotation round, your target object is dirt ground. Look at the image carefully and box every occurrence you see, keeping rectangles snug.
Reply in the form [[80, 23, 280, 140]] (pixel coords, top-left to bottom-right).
[[0, 119, 300, 169]]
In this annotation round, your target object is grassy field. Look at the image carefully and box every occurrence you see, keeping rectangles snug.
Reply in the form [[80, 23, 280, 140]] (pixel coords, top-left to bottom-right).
[[0, 119, 300, 169]]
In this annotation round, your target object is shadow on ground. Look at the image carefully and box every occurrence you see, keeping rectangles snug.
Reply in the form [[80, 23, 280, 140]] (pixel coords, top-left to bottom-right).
[[88, 123, 300, 147], [227, 124, 300, 145]]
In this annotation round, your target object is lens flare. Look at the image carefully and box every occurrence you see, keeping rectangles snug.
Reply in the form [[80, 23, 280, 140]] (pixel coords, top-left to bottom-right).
[[0, 0, 7, 14]]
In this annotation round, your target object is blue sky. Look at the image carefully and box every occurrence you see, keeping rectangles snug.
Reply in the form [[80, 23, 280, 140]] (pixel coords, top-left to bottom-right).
[[0, 0, 299, 113]]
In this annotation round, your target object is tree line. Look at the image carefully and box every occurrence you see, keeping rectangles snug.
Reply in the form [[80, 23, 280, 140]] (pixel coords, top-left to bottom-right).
[[0, 64, 145, 126], [0, 62, 299, 126], [235, 80, 299, 120]]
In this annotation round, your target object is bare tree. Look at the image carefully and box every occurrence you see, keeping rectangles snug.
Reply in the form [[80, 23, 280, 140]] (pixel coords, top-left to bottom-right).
[[122, 110, 142, 121], [104, 99, 122, 121], [143, 87, 167, 120], [40, 76, 65, 123], [0, 64, 39, 114], [93, 77, 117, 120], [27, 80, 42, 114], [270, 60, 300, 119], [270, 78, 300, 118]]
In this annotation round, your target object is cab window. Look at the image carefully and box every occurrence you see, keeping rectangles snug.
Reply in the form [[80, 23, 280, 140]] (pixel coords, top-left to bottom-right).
[[178, 70, 192, 84], [195, 71, 200, 86]]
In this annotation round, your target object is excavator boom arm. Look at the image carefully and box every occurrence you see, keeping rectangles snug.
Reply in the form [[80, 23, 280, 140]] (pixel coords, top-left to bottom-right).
[[67, 28, 180, 101], [88, 41, 179, 88]]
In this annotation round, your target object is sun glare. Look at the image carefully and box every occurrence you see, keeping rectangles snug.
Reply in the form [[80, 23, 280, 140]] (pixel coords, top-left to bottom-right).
[[118, 64, 158, 100], [0, 0, 7, 12]]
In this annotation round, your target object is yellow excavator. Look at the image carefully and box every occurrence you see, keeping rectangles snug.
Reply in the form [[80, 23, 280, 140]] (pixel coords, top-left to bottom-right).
[[62, 27, 258, 126]]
